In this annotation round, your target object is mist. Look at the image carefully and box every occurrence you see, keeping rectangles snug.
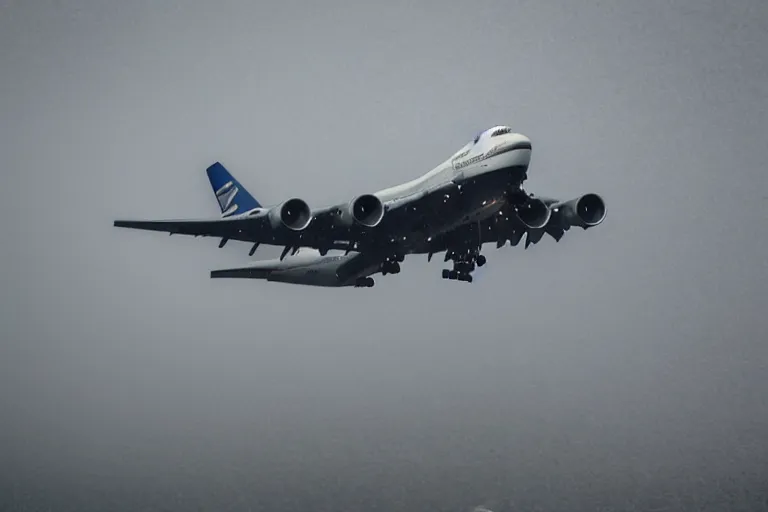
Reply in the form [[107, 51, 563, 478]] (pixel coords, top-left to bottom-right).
[[1, 0, 767, 510]]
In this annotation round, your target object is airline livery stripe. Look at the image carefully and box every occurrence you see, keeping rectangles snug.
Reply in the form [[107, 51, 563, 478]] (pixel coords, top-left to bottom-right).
[[451, 141, 532, 170]]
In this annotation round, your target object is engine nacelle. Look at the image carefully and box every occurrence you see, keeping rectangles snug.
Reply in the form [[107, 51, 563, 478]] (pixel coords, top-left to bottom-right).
[[553, 193, 606, 229], [515, 197, 552, 229], [268, 198, 312, 231], [338, 194, 385, 228]]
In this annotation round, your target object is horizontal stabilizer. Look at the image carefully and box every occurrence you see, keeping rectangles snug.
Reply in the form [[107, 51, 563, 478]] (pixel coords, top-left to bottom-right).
[[210, 266, 271, 279]]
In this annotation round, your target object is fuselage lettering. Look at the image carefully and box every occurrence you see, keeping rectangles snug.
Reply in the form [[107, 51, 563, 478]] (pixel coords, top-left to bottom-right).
[[453, 153, 484, 170]]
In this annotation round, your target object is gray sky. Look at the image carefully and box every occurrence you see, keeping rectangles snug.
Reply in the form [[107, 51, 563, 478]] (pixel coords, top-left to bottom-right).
[[1, 0, 768, 510]]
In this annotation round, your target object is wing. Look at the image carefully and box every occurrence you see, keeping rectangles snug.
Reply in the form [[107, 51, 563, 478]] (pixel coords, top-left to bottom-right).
[[478, 191, 607, 249], [306, 181, 462, 250], [114, 209, 378, 255], [113, 211, 281, 246], [115, 156, 463, 255], [114, 161, 320, 251]]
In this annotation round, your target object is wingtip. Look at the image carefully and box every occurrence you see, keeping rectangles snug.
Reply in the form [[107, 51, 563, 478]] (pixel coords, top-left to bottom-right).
[[209, 268, 232, 279]]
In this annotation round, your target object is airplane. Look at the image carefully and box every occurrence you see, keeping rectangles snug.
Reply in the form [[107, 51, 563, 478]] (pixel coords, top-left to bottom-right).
[[114, 125, 606, 286]]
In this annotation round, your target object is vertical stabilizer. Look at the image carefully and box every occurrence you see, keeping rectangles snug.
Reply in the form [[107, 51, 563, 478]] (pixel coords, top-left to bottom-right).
[[206, 162, 262, 217]]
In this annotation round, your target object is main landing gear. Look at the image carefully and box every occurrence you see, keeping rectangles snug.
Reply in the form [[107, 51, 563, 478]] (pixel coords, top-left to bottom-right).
[[441, 248, 486, 283], [356, 252, 402, 287], [381, 253, 404, 276]]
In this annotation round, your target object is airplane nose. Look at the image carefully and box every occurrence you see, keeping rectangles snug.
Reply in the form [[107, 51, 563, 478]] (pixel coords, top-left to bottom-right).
[[504, 133, 532, 167], [514, 133, 532, 148]]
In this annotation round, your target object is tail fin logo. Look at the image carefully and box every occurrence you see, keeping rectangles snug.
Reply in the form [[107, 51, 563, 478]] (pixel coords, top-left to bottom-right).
[[206, 162, 262, 217], [215, 181, 240, 216]]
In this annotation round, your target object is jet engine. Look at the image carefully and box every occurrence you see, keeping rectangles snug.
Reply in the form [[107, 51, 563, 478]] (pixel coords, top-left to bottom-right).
[[268, 198, 312, 231], [553, 193, 606, 229], [514, 197, 552, 229], [338, 194, 385, 228]]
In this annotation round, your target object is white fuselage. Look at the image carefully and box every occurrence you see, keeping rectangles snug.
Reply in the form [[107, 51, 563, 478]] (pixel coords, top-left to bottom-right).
[[374, 127, 532, 204], [370, 126, 533, 246], [230, 127, 532, 234]]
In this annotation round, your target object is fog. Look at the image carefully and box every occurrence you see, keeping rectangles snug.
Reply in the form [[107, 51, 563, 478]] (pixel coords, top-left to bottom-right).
[[1, 0, 767, 510]]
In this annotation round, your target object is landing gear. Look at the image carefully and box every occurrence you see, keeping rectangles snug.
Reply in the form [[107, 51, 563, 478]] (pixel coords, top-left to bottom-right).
[[441, 246, 483, 283], [381, 260, 401, 275], [354, 277, 375, 288], [380, 253, 404, 276]]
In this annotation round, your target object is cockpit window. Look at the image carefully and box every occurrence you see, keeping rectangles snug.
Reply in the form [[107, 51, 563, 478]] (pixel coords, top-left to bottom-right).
[[473, 131, 483, 144], [491, 127, 512, 137]]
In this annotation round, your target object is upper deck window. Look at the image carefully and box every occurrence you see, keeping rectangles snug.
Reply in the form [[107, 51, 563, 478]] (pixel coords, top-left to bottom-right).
[[491, 127, 512, 137]]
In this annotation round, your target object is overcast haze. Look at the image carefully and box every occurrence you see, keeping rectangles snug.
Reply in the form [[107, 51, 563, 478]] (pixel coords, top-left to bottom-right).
[[2, 0, 768, 510]]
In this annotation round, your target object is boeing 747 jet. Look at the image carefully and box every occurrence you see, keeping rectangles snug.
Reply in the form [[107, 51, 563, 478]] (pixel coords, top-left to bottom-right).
[[114, 125, 606, 287]]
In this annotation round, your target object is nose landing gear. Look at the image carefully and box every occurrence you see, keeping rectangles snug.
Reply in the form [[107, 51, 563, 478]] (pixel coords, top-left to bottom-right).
[[381, 253, 404, 276], [381, 260, 401, 275]]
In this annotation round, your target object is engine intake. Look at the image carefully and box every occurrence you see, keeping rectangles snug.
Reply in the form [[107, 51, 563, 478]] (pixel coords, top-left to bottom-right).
[[555, 193, 606, 229], [515, 197, 552, 229], [268, 198, 312, 231], [339, 194, 385, 228]]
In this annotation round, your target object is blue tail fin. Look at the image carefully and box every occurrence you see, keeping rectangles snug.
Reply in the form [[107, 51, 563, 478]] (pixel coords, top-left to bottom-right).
[[206, 162, 262, 217]]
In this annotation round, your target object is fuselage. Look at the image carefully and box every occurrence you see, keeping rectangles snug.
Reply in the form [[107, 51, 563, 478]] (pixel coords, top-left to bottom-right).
[[373, 126, 532, 249], [375, 126, 531, 202], [222, 125, 531, 243]]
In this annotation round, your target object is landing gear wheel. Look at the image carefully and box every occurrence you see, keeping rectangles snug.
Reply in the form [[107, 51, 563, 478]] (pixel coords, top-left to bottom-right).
[[355, 277, 375, 287], [456, 261, 475, 273], [381, 260, 401, 275], [443, 247, 482, 283]]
